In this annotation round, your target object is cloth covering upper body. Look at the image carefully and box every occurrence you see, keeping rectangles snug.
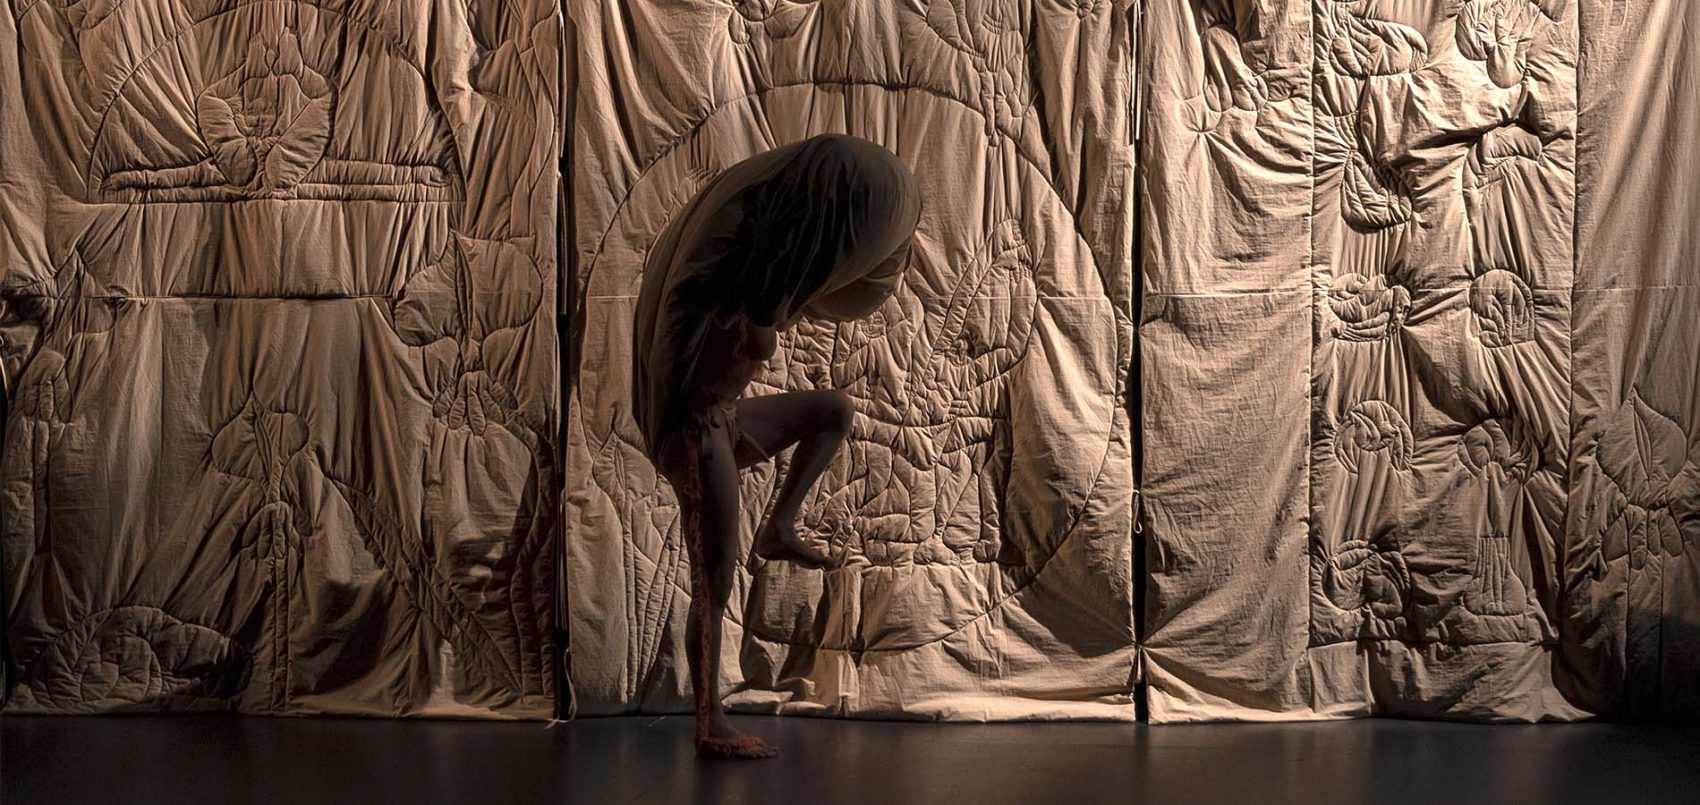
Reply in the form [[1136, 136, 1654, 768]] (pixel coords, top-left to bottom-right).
[[632, 134, 922, 463]]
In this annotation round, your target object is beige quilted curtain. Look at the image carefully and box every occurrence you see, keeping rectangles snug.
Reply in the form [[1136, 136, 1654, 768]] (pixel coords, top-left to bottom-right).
[[3, 0, 1695, 722], [1560, 0, 1700, 720], [562, 0, 1139, 719], [1141, 0, 1697, 722], [0, 1, 562, 716], [1140, 0, 1583, 722]]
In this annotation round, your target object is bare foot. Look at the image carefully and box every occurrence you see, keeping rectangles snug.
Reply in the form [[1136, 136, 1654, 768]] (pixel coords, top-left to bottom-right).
[[696, 716, 779, 760], [753, 518, 836, 568]]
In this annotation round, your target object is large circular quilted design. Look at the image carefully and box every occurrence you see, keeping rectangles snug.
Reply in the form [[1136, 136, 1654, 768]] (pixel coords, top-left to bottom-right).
[[579, 82, 1119, 652]]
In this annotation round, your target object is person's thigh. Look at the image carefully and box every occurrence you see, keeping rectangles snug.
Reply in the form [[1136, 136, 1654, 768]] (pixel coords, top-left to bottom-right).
[[657, 424, 743, 569], [732, 390, 851, 466], [692, 425, 742, 571]]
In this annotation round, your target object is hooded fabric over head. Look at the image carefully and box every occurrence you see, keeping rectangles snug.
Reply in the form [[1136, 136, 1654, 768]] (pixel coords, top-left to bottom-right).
[[631, 134, 922, 462]]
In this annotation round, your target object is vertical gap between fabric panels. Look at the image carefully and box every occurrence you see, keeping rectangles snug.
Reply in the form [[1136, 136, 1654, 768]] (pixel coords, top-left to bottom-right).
[[1129, 0, 1150, 724], [555, 6, 581, 721]]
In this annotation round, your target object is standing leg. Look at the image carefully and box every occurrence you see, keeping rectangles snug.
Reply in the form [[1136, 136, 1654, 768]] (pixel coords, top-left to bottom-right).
[[669, 425, 778, 760], [734, 390, 855, 567]]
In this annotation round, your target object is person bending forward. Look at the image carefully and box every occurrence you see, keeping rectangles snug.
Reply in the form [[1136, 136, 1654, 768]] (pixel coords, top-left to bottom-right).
[[631, 134, 922, 760]]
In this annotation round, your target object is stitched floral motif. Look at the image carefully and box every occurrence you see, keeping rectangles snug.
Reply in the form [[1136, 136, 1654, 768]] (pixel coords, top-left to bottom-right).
[[1324, 3, 1428, 79], [1460, 418, 1538, 483], [729, 0, 821, 43], [911, 0, 1030, 143], [1597, 396, 1700, 561], [23, 607, 240, 709], [1468, 269, 1536, 348], [1456, 0, 1550, 89], [1328, 273, 1411, 341], [48, 0, 126, 30], [1341, 152, 1414, 230], [1463, 533, 1530, 617], [196, 32, 334, 195], [1334, 400, 1414, 473], [1323, 539, 1412, 622]]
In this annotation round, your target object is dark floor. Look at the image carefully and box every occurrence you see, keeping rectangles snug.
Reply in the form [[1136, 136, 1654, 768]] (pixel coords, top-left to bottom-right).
[[3, 714, 1698, 805]]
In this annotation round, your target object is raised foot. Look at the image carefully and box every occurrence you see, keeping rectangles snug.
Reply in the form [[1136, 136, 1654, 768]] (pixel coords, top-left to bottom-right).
[[753, 519, 837, 569]]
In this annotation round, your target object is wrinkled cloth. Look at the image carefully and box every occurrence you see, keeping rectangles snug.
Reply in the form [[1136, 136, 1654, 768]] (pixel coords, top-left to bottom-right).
[[1, 1, 560, 717], [566, 1, 1137, 721], [631, 134, 921, 462]]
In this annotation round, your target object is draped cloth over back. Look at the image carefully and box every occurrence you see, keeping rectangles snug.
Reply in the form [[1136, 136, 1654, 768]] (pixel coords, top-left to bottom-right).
[[632, 134, 922, 461]]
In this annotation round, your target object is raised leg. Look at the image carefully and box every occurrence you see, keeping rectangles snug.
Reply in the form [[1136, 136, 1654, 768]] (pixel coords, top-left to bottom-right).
[[668, 425, 778, 760], [734, 390, 854, 568]]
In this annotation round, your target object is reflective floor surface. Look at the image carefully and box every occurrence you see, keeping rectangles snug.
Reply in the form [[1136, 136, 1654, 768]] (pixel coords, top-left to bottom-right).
[[5, 713, 1698, 804]]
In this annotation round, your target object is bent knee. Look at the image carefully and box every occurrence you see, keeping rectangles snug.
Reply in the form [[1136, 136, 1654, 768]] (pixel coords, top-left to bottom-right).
[[819, 390, 854, 434]]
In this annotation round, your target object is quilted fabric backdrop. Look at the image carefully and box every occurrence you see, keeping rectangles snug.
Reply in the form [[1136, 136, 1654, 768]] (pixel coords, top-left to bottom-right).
[[2, 0, 1694, 723], [1140, 0, 1584, 722], [1560, 0, 1700, 721], [1140, 0, 1697, 723], [563, 0, 1138, 719], [0, 1, 562, 716]]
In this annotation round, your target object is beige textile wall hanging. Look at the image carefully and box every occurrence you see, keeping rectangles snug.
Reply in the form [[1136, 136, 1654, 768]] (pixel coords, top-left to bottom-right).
[[2, 0, 1694, 724], [563, 0, 1139, 719], [1560, 0, 1700, 721], [1139, 0, 1584, 722], [1140, 0, 1699, 723], [0, 0, 563, 717]]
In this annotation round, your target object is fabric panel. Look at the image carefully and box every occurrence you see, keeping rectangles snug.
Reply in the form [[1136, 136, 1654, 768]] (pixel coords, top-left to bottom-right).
[[564, 0, 1137, 719], [0, 0, 561, 717], [1562, 0, 1700, 718], [1142, 0, 1583, 722]]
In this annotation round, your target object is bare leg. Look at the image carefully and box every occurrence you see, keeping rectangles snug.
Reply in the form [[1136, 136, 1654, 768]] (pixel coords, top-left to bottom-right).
[[735, 390, 854, 568], [669, 426, 778, 760]]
